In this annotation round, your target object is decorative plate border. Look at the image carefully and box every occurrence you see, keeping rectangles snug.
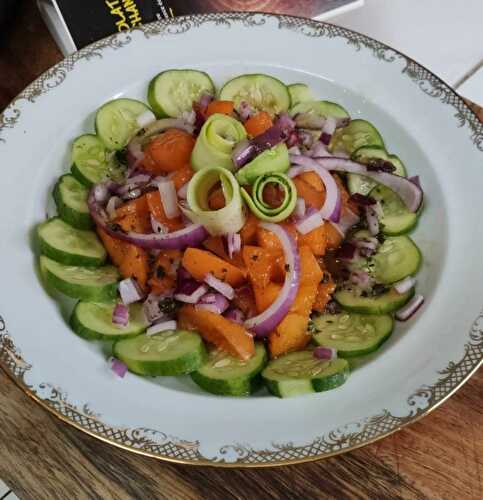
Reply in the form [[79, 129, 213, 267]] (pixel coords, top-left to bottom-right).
[[0, 13, 482, 466]]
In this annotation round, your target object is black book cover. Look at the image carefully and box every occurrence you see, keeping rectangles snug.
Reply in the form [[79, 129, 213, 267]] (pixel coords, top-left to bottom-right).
[[51, 0, 359, 50]]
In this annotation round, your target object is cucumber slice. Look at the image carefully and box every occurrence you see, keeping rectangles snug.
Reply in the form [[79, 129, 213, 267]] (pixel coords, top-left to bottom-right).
[[312, 312, 394, 357], [53, 174, 92, 229], [236, 143, 289, 185], [287, 83, 313, 107], [95, 98, 151, 150], [113, 330, 206, 376], [370, 184, 418, 235], [40, 255, 119, 302], [262, 350, 349, 398], [348, 145, 407, 195], [71, 134, 117, 187], [289, 100, 349, 119], [70, 301, 148, 341], [329, 119, 384, 155], [38, 218, 106, 267], [219, 74, 290, 115], [191, 343, 267, 396], [373, 235, 421, 284], [148, 69, 215, 118], [335, 287, 414, 314]]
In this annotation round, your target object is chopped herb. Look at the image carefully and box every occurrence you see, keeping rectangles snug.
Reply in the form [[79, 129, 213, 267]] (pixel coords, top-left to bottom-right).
[[284, 264, 290, 272], [252, 255, 259, 261], [321, 272, 330, 284], [107, 223, 122, 232], [115, 148, 128, 166], [307, 320, 318, 334], [156, 267, 166, 279], [158, 297, 179, 315]]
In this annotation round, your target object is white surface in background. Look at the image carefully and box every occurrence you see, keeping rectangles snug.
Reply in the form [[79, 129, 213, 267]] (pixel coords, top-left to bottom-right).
[[0, 480, 10, 497], [458, 66, 483, 105], [4, 493, 19, 500], [332, 0, 483, 88]]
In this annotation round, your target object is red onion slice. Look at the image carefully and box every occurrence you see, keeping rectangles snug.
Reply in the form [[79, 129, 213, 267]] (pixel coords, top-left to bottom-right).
[[226, 232, 241, 259], [232, 139, 257, 168], [313, 346, 337, 360], [395, 294, 424, 321], [394, 276, 416, 294], [177, 182, 189, 200], [238, 101, 254, 121], [174, 281, 208, 304], [289, 155, 342, 222], [89, 187, 208, 249], [244, 223, 301, 336], [332, 209, 360, 237], [294, 197, 306, 219], [295, 210, 324, 235], [320, 116, 337, 145], [204, 272, 235, 300], [112, 303, 129, 327], [119, 278, 144, 305], [150, 214, 168, 234], [224, 307, 245, 324], [146, 320, 177, 336], [110, 357, 128, 378], [312, 156, 423, 212], [136, 110, 156, 128], [157, 179, 179, 219], [308, 141, 331, 158], [106, 196, 122, 220], [196, 293, 230, 314]]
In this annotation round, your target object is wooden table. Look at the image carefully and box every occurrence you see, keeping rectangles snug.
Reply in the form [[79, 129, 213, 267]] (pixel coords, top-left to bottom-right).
[[1, 2, 482, 498]]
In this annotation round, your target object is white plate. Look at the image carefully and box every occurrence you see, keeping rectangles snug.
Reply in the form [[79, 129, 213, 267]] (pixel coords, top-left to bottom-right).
[[0, 13, 481, 466]]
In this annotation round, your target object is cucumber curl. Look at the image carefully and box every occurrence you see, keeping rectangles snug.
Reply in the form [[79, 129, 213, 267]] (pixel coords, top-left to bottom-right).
[[191, 113, 247, 172], [241, 172, 297, 222], [182, 166, 246, 236]]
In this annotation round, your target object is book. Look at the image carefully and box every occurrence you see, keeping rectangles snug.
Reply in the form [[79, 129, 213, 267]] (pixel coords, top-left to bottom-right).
[[37, 0, 363, 55]]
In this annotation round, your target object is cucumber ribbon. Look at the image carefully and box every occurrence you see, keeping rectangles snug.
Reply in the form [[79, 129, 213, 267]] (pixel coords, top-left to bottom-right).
[[191, 113, 247, 172], [241, 172, 297, 222], [183, 166, 246, 236]]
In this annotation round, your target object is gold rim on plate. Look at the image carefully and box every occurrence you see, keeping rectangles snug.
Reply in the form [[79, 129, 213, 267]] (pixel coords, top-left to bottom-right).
[[0, 12, 482, 466]]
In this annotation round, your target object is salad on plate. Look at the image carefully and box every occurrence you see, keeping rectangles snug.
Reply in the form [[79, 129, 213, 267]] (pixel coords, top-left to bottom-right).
[[37, 70, 424, 398]]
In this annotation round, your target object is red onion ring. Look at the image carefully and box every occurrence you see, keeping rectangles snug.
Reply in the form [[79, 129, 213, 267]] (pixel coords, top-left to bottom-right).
[[288, 155, 342, 222], [310, 156, 424, 212], [88, 184, 208, 250], [244, 223, 301, 337]]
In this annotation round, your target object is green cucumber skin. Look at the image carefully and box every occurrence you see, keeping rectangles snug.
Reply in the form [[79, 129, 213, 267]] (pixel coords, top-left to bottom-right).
[[148, 69, 216, 118], [113, 341, 207, 376], [38, 219, 105, 267], [70, 302, 146, 341], [264, 367, 349, 398], [40, 257, 119, 302], [39, 235, 105, 268], [148, 76, 167, 118], [71, 162, 96, 188], [374, 237, 422, 285], [70, 309, 140, 341], [190, 371, 263, 397], [335, 288, 415, 315], [191, 344, 268, 396], [380, 215, 419, 237], [312, 313, 394, 358], [44, 267, 118, 302], [53, 176, 93, 230], [311, 365, 350, 392], [313, 327, 393, 358], [236, 143, 289, 185], [219, 74, 291, 114]]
